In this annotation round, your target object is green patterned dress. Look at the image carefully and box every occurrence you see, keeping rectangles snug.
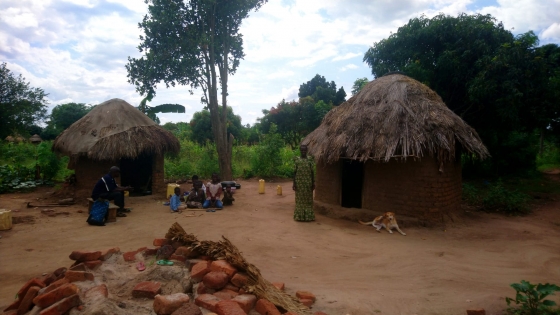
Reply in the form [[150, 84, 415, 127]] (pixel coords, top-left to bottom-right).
[[293, 156, 315, 221]]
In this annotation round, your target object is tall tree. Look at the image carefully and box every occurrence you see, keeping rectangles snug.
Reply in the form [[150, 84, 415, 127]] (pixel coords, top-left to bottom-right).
[[298, 74, 346, 106], [126, 0, 267, 180], [190, 107, 243, 145], [41, 102, 91, 139], [0, 63, 48, 139], [351, 77, 369, 95]]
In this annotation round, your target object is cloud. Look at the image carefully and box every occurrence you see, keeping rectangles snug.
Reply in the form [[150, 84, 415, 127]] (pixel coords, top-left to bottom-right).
[[332, 52, 362, 61], [340, 64, 358, 71], [541, 23, 560, 41]]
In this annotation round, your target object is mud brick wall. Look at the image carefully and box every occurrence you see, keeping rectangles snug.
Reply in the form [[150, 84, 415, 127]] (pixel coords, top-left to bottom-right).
[[314, 160, 341, 205], [362, 156, 462, 223], [74, 158, 117, 199], [152, 154, 165, 197]]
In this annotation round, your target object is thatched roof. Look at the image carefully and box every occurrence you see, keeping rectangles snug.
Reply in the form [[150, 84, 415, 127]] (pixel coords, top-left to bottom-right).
[[52, 98, 180, 161], [302, 74, 489, 164]]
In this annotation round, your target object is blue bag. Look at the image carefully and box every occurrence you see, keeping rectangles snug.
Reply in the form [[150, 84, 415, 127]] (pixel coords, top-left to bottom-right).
[[87, 200, 109, 226]]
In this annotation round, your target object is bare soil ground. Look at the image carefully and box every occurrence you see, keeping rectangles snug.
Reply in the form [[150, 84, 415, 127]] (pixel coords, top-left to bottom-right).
[[1, 178, 560, 315]]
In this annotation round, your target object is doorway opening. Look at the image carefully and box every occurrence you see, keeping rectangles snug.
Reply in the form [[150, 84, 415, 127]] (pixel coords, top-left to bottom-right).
[[341, 159, 364, 208], [120, 154, 153, 196]]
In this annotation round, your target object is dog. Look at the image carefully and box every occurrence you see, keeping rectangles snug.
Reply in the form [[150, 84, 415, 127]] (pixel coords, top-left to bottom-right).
[[359, 212, 406, 236]]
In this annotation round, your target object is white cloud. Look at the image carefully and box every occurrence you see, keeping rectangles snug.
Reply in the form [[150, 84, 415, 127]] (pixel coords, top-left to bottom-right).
[[332, 52, 362, 61], [541, 23, 560, 41], [340, 64, 358, 72]]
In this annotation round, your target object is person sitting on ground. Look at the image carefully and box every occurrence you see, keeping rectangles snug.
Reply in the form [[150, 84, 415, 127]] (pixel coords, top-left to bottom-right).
[[203, 173, 223, 209], [222, 184, 235, 206], [186, 181, 206, 208], [91, 166, 133, 217], [170, 187, 186, 213], [191, 175, 206, 191]]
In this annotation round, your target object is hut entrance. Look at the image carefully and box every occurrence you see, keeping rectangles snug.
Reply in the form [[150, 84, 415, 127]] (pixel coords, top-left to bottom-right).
[[120, 154, 152, 195], [341, 159, 364, 208]]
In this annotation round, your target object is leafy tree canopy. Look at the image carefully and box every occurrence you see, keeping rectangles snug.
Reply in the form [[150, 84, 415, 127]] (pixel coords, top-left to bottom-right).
[[0, 63, 48, 139], [351, 77, 369, 95], [298, 74, 346, 106], [41, 103, 91, 140], [190, 107, 243, 145]]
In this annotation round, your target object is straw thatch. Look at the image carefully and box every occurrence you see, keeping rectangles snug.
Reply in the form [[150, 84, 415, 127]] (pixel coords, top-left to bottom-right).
[[303, 74, 489, 164], [52, 98, 179, 160], [166, 223, 312, 315]]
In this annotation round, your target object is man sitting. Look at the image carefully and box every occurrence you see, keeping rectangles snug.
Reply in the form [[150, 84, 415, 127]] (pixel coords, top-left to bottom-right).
[[91, 166, 133, 217]]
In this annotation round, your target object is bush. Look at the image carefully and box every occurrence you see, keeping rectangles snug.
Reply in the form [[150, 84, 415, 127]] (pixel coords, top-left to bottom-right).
[[506, 280, 560, 315], [250, 124, 286, 178], [462, 179, 530, 214], [0, 164, 37, 193], [37, 141, 61, 181]]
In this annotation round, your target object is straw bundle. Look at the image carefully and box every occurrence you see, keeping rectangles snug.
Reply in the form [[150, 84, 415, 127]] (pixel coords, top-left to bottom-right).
[[166, 222, 312, 315], [303, 73, 489, 164]]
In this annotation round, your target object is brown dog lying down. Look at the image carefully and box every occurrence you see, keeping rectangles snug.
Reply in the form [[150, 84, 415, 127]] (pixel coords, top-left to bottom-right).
[[359, 211, 406, 236]]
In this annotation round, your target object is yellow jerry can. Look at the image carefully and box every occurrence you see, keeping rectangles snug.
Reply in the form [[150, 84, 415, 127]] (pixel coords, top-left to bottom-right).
[[167, 183, 180, 199], [258, 179, 265, 194], [0, 209, 12, 231], [276, 185, 282, 195]]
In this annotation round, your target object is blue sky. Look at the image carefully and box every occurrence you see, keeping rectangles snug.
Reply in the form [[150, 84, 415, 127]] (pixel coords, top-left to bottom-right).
[[1, 0, 559, 126]]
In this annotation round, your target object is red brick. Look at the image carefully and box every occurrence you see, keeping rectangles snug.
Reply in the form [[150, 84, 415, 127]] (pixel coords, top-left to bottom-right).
[[194, 294, 221, 312], [187, 259, 204, 271], [285, 312, 298, 315], [224, 284, 239, 292], [84, 284, 108, 299], [174, 246, 193, 257], [33, 283, 79, 308], [230, 273, 248, 288], [190, 261, 211, 282], [295, 291, 316, 302], [123, 250, 139, 262], [154, 239, 170, 246], [41, 273, 57, 286], [254, 299, 281, 315], [299, 299, 313, 307], [39, 294, 81, 315], [212, 290, 238, 301], [144, 248, 159, 256], [170, 303, 202, 315], [68, 250, 101, 262], [43, 279, 69, 295], [17, 285, 40, 315], [231, 294, 256, 314], [69, 263, 86, 271], [209, 260, 237, 278], [214, 300, 246, 315], [99, 247, 120, 261], [203, 271, 229, 290], [3, 299, 21, 312], [238, 289, 246, 295], [17, 278, 46, 299], [196, 282, 214, 295], [83, 260, 102, 270], [64, 270, 94, 282], [313, 312, 328, 315], [132, 281, 162, 299], [467, 310, 486, 315], [170, 254, 187, 262], [153, 293, 191, 315], [271, 282, 284, 291]]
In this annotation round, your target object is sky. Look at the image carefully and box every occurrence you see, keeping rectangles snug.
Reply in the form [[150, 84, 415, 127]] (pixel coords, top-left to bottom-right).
[[1, 0, 560, 126]]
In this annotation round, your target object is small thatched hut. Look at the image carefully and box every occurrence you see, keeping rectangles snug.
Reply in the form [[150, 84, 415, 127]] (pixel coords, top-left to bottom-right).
[[303, 74, 489, 226], [53, 98, 180, 198]]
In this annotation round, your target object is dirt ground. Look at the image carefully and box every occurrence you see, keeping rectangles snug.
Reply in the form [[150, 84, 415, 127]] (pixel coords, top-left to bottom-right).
[[1, 178, 560, 315]]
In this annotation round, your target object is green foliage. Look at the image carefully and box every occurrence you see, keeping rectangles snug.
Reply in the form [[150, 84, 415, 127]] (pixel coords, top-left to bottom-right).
[[137, 94, 186, 124], [0, 62, 49, 139], [250, 124, 291, 178], [36, 141, 61, 181], [190, 107, 243, 145], [462, 179, 530, 214], [351, 77, 369, 95], [298, 74, 346, 106], [162, 122, 192, 140], [537, 141, 560, 172], [42, 103, 91, 140], [0, 164, 38, 193], [506, 280, 560, 315]]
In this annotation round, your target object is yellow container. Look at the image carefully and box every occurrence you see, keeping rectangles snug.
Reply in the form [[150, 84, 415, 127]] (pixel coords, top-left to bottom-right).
[[276, 185, 282, 195], [0, 209, 12, 231], [167, 184, 180, 199], [258, 179, 265, 194], [124, 191, 129, 197]]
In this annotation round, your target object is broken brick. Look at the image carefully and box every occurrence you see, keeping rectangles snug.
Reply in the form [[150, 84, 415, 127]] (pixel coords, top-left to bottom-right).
[[190, 261, 211, 282], [33, 284, 79, 308], [214, 300, 246, 315], [299, 298, 313, 307], [295, 291, 316, 302], [254, 299, 281, 315], [230, 273, 248, 288], [209, 261, 237, 278], [153, 293, 190, 315], [17, 278, 46, 300], [170, 303, 202, 315], [83, 260, 102, 270], [68, 251, 101, 262], [64, 270, 94, 282], [194, 294, 221, 313], [231, 294, 256, 314], [132, 281, 162, 299], [17, 285, 40, 315], [99, 247, 120, 261], [203, 271, 229, 290], [271, 282, 284, 291], [153, 239, 170, 246], [212, 289, 238, 301], [38, 293, 81, 315]]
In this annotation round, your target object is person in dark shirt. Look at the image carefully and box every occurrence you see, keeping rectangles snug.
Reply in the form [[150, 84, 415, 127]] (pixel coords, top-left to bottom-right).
[[91, 166, 133, 217]]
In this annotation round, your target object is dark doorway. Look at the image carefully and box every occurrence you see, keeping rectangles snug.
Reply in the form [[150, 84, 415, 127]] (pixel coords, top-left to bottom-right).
[[120, 154, 152, 196], [341, 159, 364, 208]]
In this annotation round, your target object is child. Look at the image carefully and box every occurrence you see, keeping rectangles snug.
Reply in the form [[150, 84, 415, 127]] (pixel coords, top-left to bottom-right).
[[170, 187, 185, 213], [204, 173, 223, 209], [222, 184, 235, 206], [191, 175, 206, 191], [186, 181, 205, 208]]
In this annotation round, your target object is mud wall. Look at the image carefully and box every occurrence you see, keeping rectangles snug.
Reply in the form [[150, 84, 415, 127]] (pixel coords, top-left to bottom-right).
[[314, 160, 341, 205], [74, 158, 117, 199], [152, 154, 165, 197]]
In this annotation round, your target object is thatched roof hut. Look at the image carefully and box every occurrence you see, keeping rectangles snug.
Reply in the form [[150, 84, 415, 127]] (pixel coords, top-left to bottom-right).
[[303, 74, 489, 226], [53, 98, 180, 198]]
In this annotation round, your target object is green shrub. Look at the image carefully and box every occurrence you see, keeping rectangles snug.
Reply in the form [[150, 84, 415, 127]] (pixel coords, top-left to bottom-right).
[[462, 179, 530, 214], [250, 124, 285, 178], [0, 164, 37, 193], [506, 280, 560, 315], [37, 141, 61, 181]]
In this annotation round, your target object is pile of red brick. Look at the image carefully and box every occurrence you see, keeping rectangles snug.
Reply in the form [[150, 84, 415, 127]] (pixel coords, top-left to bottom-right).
[[3, 238, 328, 315]]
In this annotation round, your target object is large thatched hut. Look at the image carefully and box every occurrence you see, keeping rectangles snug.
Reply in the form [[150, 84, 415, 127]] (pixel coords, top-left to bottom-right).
[[53, 98, 180, 198], [302, 74, 489, 226]]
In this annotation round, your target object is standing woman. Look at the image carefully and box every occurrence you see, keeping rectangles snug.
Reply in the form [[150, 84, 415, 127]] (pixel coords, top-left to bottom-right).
[[293, 144, 315, 221]]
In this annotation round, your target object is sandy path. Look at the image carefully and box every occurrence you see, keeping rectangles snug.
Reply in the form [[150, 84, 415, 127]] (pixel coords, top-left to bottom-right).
[[1, 179, 559, 315]]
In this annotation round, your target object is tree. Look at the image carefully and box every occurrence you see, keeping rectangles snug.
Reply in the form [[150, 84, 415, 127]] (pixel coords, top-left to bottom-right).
[[41, 103, 91, 139], [298, 74, 346, 106], [190, 107, 243, 145], [137, 94, 185, 124], [162, 122, 192, 140], [351, 77, 369, 95], [363, 13, 558, 174], [126, 0, 267, 180], [0, 63, 48, 139]]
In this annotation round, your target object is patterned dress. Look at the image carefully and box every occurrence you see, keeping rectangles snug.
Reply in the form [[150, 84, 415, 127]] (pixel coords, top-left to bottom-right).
[[294, 156, 315, 221]]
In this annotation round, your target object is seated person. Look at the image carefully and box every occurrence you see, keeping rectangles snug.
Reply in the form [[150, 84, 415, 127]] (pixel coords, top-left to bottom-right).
[[191, 175, 206, 191], [222, 184, 235, 206], [91, 166, 133, 217], [170, 187, 186, 213], [203, 173, 223, 209], [186, 181, 206, 208]]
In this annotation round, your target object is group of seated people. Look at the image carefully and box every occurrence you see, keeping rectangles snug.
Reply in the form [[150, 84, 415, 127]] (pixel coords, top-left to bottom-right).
[[169, 173, 235, 213]]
